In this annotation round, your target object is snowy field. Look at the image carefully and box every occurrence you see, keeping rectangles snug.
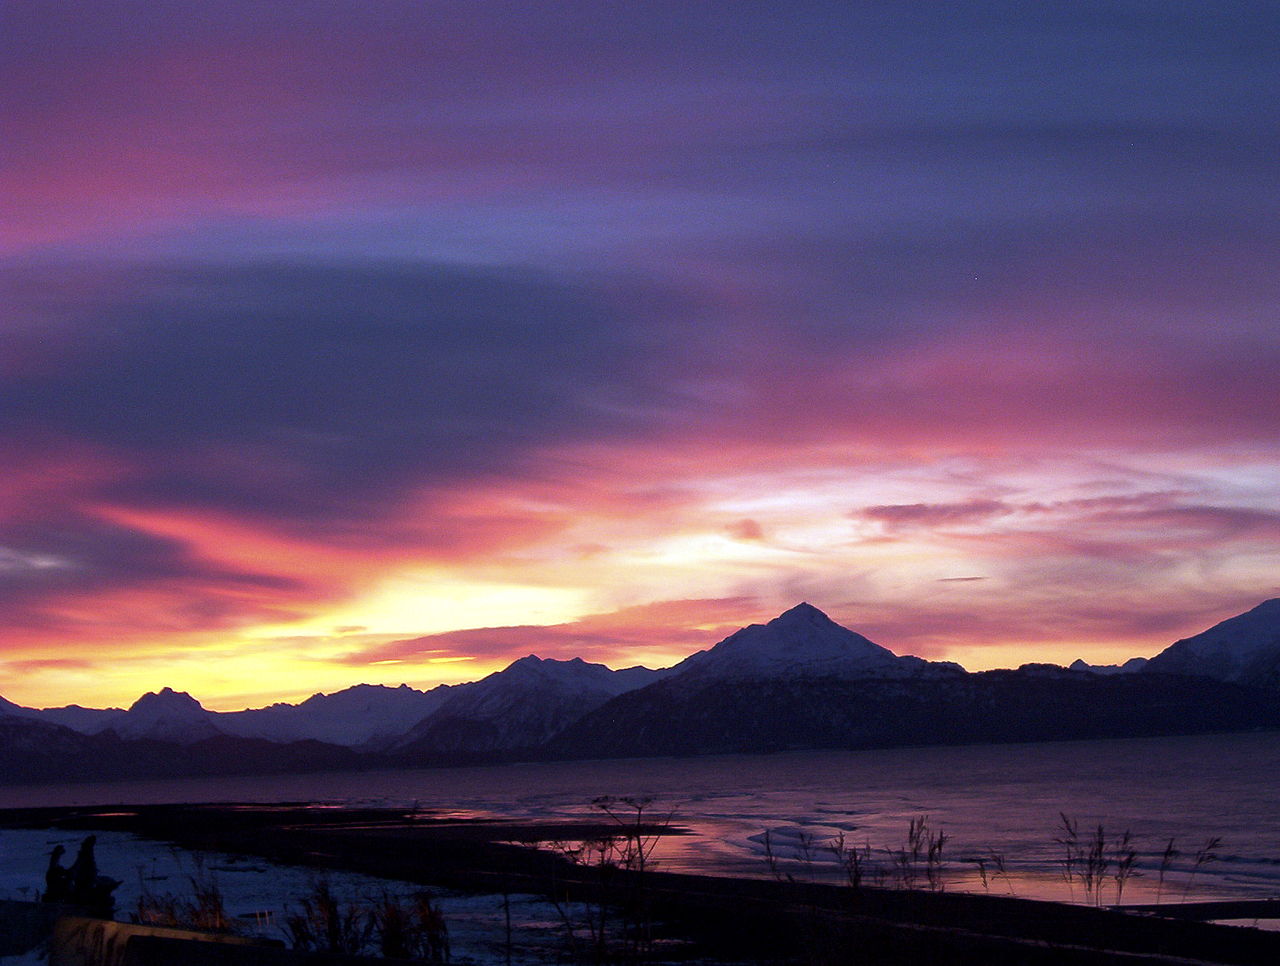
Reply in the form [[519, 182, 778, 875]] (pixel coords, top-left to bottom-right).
[[0, 827, 603, 965]]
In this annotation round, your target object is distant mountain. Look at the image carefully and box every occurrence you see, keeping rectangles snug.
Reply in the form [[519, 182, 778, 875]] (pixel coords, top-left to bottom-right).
[[393, 655, 665, 761], [0, 713, 99, 772], [5, 599, 1280, 782], [219, 682, 455, 748], [3, 682, 455, 748], [1069, 657, 1149, 675], [545, 603, 1280, 761], [37, 705, 126, 732], [100, 688, 224, 743], [0, 693, 127, 734], [547, 667, 1280, 760], [1145, 599, 1280, 690], [0, 712, 360, 785], [0, 713, 160, 786], [670, 602, 961, 680], [0, 694, 29, 717]]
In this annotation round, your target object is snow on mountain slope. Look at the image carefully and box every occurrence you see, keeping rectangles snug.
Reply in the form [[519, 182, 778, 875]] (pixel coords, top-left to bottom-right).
[[670, 602, 949, 679], [39, 705, 126, 732], [1145, 599, 1280, 689], [472, 655, 663, 704], [101, 688, 223, 743], [394, 655, 664, 755], [0, 696, 126, 733], [219, 683, 455, 747], [0, 712, 100, 762]]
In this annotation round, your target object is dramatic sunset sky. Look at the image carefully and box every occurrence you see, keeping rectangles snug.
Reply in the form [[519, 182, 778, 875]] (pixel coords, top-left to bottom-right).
[[3, 2, 1278, 710]]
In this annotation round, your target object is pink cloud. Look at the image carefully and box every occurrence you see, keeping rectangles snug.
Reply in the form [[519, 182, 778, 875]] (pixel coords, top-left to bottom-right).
[[859, 500, 1011, 528], [345, 597, 762, 670], [725, 518, 766, 541]]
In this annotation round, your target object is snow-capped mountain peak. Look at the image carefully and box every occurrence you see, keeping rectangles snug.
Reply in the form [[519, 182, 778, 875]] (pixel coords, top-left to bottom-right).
[[672, 602, 916, 679], [1145, 598, 1280, 688], [502, 654, 559, 677], [105, 687, 222, 743], [128, 687, 205, 714]]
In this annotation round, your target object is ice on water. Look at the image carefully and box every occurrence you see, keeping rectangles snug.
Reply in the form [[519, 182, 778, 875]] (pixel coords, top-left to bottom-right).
[[2, 729, 1278, 961], [0, 828, 585, 965]]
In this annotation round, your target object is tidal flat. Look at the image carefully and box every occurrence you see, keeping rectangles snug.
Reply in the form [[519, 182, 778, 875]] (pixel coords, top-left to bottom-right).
[[3, 802, 1280, 965]]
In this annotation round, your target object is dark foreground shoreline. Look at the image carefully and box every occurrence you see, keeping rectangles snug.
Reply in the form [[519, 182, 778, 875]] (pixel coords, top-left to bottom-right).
[[3, 803, 1278, 965]]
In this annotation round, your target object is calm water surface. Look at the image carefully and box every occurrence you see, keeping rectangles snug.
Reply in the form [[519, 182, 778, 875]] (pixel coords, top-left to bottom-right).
[[3, 731, 1277, 903]]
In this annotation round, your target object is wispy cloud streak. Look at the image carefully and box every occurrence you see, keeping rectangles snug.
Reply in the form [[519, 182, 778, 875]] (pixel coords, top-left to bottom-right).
[[2, 2, 1278, 705]]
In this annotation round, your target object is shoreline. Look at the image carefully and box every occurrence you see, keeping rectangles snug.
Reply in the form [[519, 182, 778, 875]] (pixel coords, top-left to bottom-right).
[[3, 803, 1279, 964]]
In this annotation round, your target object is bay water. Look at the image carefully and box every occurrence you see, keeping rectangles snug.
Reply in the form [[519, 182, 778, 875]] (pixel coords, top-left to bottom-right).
[[3, 731, 1277, 904]]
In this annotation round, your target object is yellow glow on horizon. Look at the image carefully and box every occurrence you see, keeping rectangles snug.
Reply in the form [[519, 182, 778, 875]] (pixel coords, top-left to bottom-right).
[[941, 641, 1159, 673], [3, 625, 1151, 713], [7, 450, 1269, 713], [250, 575, 592, 640]]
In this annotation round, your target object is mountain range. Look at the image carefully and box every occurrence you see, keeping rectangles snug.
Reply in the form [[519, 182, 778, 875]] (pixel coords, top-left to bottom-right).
[[2, 600, 1278, 783]]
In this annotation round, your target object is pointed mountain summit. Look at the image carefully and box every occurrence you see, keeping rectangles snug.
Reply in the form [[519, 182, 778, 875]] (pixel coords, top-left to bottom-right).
[[672, 602, 937, 679], [1145, 599, 1280, 690], [128, 687, 205, 714], [105, 687, 223, 743]]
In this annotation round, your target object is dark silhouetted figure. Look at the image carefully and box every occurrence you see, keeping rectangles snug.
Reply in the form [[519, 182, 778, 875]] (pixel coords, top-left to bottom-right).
[[51, 834, 120, 914], [69, 835, 98, 900], [43, 844, 69, 902]]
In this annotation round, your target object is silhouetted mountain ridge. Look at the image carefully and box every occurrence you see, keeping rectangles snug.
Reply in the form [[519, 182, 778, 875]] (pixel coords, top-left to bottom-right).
[[545, 667, 1280, 760], [2, 600, 1278, 781], [220, 682, 455, 748], [1144, 598, 1280, 690], [392, 654, 667, 760], [0, 713, 359, 785]]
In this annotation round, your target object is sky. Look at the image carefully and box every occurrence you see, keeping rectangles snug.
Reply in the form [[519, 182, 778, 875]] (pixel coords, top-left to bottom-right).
[[3, 1, 1279, 710]]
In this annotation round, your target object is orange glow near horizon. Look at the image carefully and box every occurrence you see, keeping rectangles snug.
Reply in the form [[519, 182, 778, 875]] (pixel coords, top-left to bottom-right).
[[3, 4, 1279, 714], [5, 444, 1273, 711]]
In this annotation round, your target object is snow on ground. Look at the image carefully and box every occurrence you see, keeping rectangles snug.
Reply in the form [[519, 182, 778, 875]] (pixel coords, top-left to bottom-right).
[[0, 949, 46, 965], [0, 828, 597, 964]]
